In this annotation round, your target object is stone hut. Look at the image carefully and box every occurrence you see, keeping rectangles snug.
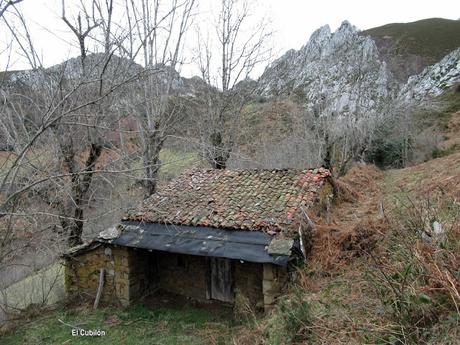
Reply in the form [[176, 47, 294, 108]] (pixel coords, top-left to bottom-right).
[[63, 168, 333, 311]]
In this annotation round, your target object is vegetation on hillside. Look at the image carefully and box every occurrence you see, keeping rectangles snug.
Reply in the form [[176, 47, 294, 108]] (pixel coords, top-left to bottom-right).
[[363, 18, 460, 64], [363, 18, 460, 81], [234, 155, 460, 344], [1, 304, 235, 345], [3, 153, 459, 344]]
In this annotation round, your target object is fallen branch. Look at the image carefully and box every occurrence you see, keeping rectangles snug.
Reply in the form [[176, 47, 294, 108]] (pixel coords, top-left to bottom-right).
[[58, 318, 84, 330]]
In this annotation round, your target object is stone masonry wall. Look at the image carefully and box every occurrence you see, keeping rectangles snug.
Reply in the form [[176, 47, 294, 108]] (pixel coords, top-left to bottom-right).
[[234, 261, 264, 309], [263, 263, 288, 312], [66, 245, 280, 310], [158, 252, 208, 300], [65, 246, 116, 303], [65, 245, 153, 306]]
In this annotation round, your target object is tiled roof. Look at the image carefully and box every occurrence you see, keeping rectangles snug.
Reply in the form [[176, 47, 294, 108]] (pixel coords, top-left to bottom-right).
[[123, 168, 331, 235]]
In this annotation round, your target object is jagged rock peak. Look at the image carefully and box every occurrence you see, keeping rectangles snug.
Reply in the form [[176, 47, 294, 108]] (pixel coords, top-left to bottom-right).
[[337, 20, 356, 33], [257, 20, 397, 118], [307, 24, 331, 44], [331, 20, 358, 45]]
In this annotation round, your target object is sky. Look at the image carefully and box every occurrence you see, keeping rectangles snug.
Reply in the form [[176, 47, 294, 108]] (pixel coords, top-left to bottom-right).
[[1, 0, 459, 77]]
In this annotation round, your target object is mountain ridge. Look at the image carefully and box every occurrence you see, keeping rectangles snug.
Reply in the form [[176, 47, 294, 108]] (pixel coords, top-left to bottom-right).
[[2, 18, 459, 116], [362, 18, 460, 81], [256, 18, 460, 114]]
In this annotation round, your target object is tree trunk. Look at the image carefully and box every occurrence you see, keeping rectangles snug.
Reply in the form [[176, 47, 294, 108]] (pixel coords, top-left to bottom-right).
[[67, 214, 84, 247], [209, 131, 230, 170], [323, 133, 333, 174], [143, 128, 164, 197], [65, 143, 102, 247]]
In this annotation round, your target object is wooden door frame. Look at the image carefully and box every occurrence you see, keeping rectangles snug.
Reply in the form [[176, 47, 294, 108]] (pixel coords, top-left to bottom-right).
[[205, 257, 234, 303]]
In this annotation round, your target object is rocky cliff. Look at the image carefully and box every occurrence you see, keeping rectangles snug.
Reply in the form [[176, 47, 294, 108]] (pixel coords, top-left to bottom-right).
[[399, 48, 460, 101], [257, 21, 398, 117], [257, 20, 460, 114]]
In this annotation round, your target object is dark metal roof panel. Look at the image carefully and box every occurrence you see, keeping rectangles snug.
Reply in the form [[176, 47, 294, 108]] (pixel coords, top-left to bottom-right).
[[106, 221, 290, 266]]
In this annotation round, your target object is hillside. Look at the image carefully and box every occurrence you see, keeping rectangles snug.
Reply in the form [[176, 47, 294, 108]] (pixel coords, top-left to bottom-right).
[[363, 18, 460, 81], [2, 152, 459, 344]]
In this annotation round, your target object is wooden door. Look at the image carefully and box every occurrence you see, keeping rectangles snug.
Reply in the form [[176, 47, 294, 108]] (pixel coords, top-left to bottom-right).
[[210, 257, 234, 303]]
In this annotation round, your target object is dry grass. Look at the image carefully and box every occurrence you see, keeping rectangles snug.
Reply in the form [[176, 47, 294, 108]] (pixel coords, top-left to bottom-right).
[[386, 151, 460, 200], [256, 155, 460, 344], [309, 163, 386, 271]]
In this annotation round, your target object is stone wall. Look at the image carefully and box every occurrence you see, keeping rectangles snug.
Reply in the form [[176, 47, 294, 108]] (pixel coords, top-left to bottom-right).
[[234, 261, 263, 309], [65, 245, 286, 311], [65, 245, 116, 303], [113, 247, 154, 305], [64, 245, 153, 306], [158, 252, 208, 300], [263, 263, 288, 312]]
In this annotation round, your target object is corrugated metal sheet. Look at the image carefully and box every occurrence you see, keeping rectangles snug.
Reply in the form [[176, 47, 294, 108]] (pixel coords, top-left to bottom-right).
[[107, 221, 291, 266]]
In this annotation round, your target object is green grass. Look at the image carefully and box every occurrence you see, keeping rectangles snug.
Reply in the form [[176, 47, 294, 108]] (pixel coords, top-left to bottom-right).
[[159, 148, 200, 181], [1, 263, 65, 312], [1, 304, 236, 345]]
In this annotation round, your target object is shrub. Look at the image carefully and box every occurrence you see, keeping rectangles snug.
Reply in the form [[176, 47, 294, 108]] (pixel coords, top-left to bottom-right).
[[366, 193, 460, 343], [265, 290, 313, 345], [432, 144, 460, 158], [366, 137, 410, 169]]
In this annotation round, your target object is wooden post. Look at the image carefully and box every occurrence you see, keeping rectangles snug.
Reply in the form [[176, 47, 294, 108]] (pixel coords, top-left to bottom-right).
[[298, 226, 306, 258], [300, 207, 317, 235], [93, 268, 105, 309]]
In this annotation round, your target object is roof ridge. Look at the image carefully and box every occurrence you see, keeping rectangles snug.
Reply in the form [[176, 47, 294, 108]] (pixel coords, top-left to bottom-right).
[[181, 167, 331, 174]]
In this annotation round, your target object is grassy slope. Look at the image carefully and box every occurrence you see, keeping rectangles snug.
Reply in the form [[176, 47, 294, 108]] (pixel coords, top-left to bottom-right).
[[245, 152, 460, 344], [362, 18, 460, 81], [414, 88, 460, 159], [1, 304, 236, 345], [363, 18, 460, 64]]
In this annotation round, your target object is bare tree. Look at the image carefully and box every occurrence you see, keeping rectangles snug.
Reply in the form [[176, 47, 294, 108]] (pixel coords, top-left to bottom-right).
[[0, 1, 139, 251], [121, 0, 196, 196], [195, 0, 272, 169], [0, 0, 24, 19]]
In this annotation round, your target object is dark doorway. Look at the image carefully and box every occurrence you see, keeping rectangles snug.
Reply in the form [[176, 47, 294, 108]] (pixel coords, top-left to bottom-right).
[[209, 258, 234, 303], [145, 251, 160, 292]]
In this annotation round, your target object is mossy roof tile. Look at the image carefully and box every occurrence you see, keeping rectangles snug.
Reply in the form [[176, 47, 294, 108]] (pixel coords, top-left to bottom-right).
[[123, 168, 331, 234]]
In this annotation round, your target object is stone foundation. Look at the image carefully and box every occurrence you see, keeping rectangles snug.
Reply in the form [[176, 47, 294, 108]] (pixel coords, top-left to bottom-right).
[[263, 263, 288, 311], [64, 245, 286, 311], [64, 245, 153, 306]]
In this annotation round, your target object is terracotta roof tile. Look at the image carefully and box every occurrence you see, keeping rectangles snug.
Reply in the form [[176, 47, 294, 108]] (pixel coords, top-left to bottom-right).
[[123, 168, 331, 234]]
